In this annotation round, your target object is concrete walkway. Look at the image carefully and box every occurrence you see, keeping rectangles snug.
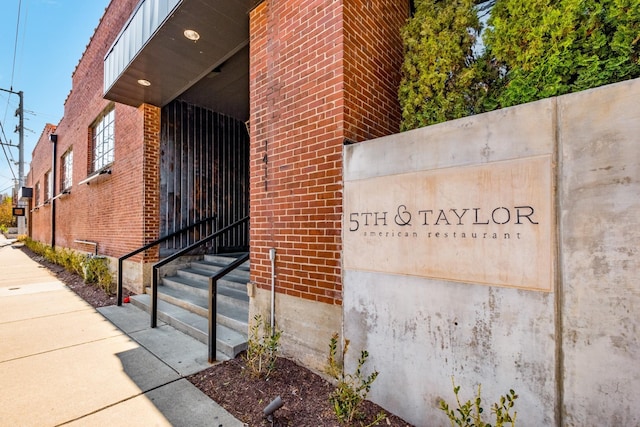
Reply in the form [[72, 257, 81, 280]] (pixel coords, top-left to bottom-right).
[[0, 235, 244, 427]]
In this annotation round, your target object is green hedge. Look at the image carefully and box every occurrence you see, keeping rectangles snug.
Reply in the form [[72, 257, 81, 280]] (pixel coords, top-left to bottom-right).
[[19, 237, 114, 295], [399, 0, 640, 130], [399, 0, 492, 131]]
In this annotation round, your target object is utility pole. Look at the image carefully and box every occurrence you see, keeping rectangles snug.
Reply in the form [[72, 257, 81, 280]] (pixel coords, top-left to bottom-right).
[[18, 90, 24, 190], [0, 87, 25, 235]]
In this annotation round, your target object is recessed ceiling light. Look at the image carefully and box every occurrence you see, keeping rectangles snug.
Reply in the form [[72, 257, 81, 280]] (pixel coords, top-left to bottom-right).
[[137, 79, 151, 86], [184, 29, 200, 41]]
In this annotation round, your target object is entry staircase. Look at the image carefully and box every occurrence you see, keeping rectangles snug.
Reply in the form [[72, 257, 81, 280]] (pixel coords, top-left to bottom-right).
[[130, 252, 250, 360]]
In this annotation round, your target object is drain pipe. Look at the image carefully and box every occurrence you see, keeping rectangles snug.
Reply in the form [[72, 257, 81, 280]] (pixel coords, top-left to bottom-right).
[[50, 134, 57, 248], [269, 248, 276, 332]]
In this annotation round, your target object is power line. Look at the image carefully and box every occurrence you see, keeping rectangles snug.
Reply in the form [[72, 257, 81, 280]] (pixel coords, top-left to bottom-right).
[[10, 0, 23, 91], [0, 140, 17, 184], [1, 89, 18, 127], [0, 147, 17, 182], [0, 113, 17, 149], [0, 109, 18, 182], [2, 0, 22, 126], [0, 185, 16, 194]]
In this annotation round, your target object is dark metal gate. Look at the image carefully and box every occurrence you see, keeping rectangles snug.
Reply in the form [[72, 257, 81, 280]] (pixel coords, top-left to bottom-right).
[[160, 100, 249, 255]]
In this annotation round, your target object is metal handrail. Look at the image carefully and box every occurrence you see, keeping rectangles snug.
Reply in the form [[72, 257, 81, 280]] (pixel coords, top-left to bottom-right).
[[116, 215, 217, 305], [208, 252, 250, 363], [150, 216, 249, 328]]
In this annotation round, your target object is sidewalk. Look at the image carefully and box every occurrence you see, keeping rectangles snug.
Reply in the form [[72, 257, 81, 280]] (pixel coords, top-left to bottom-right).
[[0, 236, 243, 427]]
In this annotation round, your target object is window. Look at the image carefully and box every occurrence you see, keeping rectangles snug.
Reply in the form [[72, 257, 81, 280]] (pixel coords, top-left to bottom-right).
[[92, 108, 115, 172], [35, 182, 40, 206], [61, 148, 73, 191], [44, 170, 52, 201]]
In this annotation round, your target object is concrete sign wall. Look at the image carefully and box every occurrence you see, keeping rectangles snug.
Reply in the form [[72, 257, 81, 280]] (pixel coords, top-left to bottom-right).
[[344, 155, 554, 290], [343, 79, 640, 426]]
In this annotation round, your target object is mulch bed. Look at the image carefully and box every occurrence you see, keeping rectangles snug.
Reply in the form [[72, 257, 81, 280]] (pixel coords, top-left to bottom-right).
[[189, 355, 413, 426], [19, 245, 134, 307]]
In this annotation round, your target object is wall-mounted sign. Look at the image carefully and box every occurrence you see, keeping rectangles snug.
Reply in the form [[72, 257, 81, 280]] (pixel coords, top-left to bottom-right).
[[12, 207, 26, 217], [343, 155, 554, 291]]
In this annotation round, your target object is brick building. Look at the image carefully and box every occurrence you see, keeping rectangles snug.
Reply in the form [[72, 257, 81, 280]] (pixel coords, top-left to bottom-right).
[[27, 0, 410, 420]]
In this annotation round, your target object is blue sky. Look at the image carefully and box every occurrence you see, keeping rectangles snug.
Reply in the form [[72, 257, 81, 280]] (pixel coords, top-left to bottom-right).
[[0, 0, 110, 196]]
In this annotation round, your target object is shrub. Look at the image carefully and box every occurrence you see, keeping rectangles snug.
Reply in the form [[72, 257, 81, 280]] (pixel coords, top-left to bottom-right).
[[400, 0, 640, 129], [326, 332, 385, 425], [56, 247, 74, 271], [399, 0, 498, 131], [81, 256, 114, 294], [485, 0, 640, 108], [20, 237, 114, 294], [244, 314, 281, 379], [439, 377, 518, 427], [23, 237, 47, 258], [68, 251, 86, 276]]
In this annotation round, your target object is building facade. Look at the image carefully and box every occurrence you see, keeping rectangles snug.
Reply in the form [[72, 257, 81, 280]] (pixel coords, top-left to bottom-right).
[[25, 1, 640, 426], [26, 0, 409, 409], [28, 0, 159, 265]]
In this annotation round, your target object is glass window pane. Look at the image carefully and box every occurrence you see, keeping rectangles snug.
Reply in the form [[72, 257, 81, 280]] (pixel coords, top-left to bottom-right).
[[92, 108, 115, 171]]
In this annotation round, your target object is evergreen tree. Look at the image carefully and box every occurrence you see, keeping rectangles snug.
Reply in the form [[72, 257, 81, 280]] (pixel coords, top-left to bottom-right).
[[399, 0, 496, 131], [571, 0, 640, 90], [484, 0, 640, 108], [399, 0, 640, 129]]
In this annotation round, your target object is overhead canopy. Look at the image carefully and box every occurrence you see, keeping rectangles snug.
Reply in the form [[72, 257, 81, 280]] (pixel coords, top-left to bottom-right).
[[104, 0, 250, 121]]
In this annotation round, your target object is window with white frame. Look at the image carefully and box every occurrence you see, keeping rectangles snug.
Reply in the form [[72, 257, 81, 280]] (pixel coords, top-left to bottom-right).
[[92, 107, 115, 172], [44, 170, 53, 201], [61, 148, 73, 191]]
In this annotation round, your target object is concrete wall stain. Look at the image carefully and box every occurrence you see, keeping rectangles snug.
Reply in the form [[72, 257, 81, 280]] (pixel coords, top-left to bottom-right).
[[344, 79, 640, 426]]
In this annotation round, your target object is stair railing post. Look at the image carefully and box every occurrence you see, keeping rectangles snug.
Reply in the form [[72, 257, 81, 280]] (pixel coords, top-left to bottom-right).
[[208, 276, 217, 363], [206, 253, 249, 362], [151, 266, 158, 328], [117, 258, 123, 306], [115, 214, 217, 314]]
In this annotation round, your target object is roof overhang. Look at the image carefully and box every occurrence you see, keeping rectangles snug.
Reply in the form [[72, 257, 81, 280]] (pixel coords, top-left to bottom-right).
[[104, 0, 251, 120]]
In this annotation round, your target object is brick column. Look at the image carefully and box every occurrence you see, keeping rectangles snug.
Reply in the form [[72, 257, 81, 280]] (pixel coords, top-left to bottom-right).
[[141, 103, 161, 262]]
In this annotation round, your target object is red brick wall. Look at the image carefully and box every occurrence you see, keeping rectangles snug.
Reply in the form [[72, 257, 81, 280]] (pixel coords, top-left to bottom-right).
[[142, 104, 161, 261], [28, 124, 57, 245], [27, 0, 160, 261], [343, 0, 408, 140], [249, 0, 408, 305]]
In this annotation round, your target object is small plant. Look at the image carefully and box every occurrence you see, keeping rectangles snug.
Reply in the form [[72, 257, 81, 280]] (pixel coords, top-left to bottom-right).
[[22, 237, 47, 258], [56, 247, 76, 272], [326, 332, 385, 425], [68, 251, 86, 276], [43, 245, 57, 263], [81, 256, 114, 294], [244, 314, 281, 379], [439, 377, 518, 427], [21, 237, 114, 295]]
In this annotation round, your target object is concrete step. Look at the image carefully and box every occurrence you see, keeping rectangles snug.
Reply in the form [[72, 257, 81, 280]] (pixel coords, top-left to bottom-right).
[[145, 283, 249, 334], [188, 261, 250, 289], [160, 275, 249, 309], [130, 294, 247, 359], [136, 251, 251, 359], [169, 268, 248, 294], [204, 253, 250, 271], [161, 275, 249, 306]]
